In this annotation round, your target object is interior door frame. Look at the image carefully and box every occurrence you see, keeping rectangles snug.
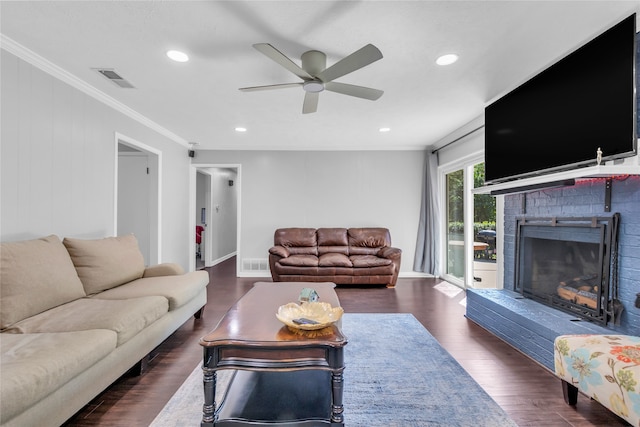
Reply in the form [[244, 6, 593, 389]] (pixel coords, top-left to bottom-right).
[[114, 132, 162, 264], [189, 163, 241, 273], [195, 168, 213, 268]]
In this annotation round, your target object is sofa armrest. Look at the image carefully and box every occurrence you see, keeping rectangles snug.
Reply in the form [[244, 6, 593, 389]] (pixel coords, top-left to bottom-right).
[[378, 246, 402, 260], [143, 263, 185, 278], [269, 245, 290, 258]]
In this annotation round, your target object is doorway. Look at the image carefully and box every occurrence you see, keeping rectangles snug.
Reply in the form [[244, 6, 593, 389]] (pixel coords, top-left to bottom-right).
[[116, 133, 161, 266], [441, 160, 499, 289], [195, 170, 211, 270], [191, 164, 240, 272]]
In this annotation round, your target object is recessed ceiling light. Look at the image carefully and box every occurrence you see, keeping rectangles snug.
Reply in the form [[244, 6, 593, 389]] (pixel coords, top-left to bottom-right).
[[379, 127, 391, 133], [235, 127, 247, 132], [166, 50, 189, 62], [436, 54, 458, 66]]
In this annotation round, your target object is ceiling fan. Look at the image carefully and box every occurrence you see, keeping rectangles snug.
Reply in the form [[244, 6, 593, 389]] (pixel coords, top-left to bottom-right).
[[239, 43, 384, 114]]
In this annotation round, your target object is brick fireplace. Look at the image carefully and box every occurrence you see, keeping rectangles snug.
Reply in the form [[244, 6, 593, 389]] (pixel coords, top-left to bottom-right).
[[515, 213, 620, 325], [466, 175, 639, 370]]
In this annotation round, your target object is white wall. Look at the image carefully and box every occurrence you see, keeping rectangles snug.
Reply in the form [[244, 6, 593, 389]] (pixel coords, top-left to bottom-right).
[[193, 150, 424, 275], [1, 48, 426, 275], [1, 50, 193, 269]]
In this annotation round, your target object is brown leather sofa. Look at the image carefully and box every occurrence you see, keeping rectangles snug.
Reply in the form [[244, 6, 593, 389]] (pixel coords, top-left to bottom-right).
[[268, 227, 402, 287]]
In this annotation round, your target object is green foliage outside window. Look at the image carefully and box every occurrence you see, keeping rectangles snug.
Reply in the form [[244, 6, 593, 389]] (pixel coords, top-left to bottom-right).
[[447, 163, 496, 230], [473, 163, 496, 224], [448, 221, 496, 234]]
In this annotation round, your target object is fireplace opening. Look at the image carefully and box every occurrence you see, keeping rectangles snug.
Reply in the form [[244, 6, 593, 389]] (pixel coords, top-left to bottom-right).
[[515, 214, 620, 325]]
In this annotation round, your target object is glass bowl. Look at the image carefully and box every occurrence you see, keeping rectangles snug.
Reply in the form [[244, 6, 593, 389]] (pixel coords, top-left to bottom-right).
[[276, 302, 344, 330]]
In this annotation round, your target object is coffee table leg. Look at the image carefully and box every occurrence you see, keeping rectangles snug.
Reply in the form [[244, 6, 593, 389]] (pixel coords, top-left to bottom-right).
[[331, 368, 345, 425], [201, 367, 216, 427]]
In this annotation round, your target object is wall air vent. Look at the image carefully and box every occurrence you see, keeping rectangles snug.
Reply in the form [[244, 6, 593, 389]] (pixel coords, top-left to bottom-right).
[[242, 258, 269, 272], [93, 68, 135, 88]]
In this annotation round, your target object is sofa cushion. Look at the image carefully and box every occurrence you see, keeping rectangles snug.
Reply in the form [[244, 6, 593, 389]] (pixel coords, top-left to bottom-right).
[[63, 235, 145, 295], [317, 228, 348, 246], [269, 246, 290, 258], [274, 228, 318, 256], [348, 228, 391, 255], [279, 255, 319, 267], [317, 228, 349, 255], [0, 235, 86, 330], [3, 296, 167, 346], [91, 271, 209, 311], [319, 253, 352, 267], [143, 263, 185, 278], [0, 330, 117, 424], [350, 255, 393, 268]]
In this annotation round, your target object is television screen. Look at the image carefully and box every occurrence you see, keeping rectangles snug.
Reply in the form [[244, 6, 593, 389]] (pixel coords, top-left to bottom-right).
[[484, 14, 637, 184]]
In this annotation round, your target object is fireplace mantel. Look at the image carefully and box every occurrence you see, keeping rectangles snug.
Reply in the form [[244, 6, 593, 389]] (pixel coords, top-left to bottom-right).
[[473, 154, 640, 195]]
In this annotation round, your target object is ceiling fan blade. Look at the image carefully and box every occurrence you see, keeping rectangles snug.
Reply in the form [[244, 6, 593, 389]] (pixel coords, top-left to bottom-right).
[[302, 92, 319, 114], [253, 43, 313, 80], [324, 82, 384, 100], [239, 83, 303, 92], [316, 44, 383, 83]]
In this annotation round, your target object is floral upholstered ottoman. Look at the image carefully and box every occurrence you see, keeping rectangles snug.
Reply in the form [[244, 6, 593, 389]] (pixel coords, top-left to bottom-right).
[[554, 334, 640, 426]]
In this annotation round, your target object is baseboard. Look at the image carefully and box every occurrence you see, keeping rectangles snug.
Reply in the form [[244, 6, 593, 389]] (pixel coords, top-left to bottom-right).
[[399, 272, 433, 278], [207, 252, 237, 267]]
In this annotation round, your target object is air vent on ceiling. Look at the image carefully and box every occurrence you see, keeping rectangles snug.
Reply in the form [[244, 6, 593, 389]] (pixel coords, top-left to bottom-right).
[[93, 68, 135, 89]]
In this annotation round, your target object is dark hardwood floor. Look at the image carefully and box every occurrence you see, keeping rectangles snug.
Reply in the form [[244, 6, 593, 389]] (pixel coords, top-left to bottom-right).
[[64, 257, 628, 426]]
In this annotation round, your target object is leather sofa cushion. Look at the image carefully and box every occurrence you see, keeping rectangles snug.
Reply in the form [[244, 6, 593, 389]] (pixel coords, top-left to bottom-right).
[[63, 235, 146, 295], [269, 246, 290, 258], [348, 228, 392, 255], [0, 330, 117, 424], [0, 235, 86, 330], [4, 296, 168, 347], [275, 228, 317, 247], [287, 246, 319, 256], [274, 228, 318, 256], [317, 228, 348, 246], [319, 253, 352, 267], [317, 228, 349, 255], [318, 246, 349, 255], [279, 254, 319, 267], [350, 255, 393, 268]]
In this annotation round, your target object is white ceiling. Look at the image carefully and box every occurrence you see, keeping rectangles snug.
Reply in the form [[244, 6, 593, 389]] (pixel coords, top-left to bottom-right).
[[1, 1, 638, 151]]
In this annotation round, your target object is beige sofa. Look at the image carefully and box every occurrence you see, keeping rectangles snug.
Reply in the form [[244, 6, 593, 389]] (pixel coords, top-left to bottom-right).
[[0, 234, 209, 427]]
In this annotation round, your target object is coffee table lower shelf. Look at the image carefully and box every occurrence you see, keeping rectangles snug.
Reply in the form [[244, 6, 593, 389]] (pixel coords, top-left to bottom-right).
[[213, 369, 340, 427]]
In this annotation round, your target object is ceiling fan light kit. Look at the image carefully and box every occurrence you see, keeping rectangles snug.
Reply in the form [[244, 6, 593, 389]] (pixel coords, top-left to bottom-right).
[[303, 81, 325, 93], [239, 43, 384, 114]]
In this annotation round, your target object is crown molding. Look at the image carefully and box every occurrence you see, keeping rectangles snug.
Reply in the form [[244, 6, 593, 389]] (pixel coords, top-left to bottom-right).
[[1, 34, 189, 148]]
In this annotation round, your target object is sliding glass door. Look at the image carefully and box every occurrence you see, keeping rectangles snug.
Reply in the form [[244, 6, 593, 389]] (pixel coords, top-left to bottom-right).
[[442, 161, 498, 288], [446, 169, 464, 281]]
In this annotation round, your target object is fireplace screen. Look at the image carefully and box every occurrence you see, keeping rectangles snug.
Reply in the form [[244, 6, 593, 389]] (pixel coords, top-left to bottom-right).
[[515, 214, 620, 325]]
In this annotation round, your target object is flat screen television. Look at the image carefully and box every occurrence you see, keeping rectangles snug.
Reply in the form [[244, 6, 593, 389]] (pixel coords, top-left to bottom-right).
[[484, 14, 637, 185]]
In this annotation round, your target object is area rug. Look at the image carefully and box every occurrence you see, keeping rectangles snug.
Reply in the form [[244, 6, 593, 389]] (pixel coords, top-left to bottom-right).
[[150, 313, 517, 427]]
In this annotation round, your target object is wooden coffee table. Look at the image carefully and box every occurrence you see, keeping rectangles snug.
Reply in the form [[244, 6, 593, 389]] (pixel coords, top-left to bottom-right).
[[199, 282, 348, 427]]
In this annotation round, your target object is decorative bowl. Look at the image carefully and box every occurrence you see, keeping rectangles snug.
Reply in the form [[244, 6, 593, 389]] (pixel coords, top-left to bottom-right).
[[276, 302, 344, 330]]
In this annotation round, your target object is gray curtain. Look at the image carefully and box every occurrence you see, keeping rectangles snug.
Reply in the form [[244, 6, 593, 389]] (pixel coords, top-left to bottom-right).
[[413, 150, 440, 276]]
